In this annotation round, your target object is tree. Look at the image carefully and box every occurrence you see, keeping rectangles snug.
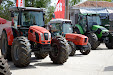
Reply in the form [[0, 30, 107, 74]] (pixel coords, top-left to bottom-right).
[[45, 6, 55, 24], [69, 0, 81, 7], [0, 0, 14, 20], [25, 0, 51, 8]]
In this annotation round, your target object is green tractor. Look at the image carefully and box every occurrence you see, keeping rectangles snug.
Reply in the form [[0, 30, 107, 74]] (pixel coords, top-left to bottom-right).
[[74, 14, 113, 49]]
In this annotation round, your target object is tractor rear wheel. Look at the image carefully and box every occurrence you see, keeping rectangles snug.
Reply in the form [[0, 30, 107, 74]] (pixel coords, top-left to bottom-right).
[[34, 52, 48, 59], [80, 42, 91, 55], [0, 56, 11, 75], [49, 36, 69, 64], [68, 41, 76, 56], [11, 36, 31, 67], [105, 43, 113, 49], [87, 33, 100, 50], [1, 31, 12, 61], [105, 35, 113, 49]]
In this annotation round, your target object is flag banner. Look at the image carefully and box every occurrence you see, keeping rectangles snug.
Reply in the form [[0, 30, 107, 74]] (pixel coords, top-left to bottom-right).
[[16, 0, 25, 7], [54, 0, 65, 19]]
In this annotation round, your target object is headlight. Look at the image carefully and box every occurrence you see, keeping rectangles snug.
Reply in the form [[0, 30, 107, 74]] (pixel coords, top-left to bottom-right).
[[48, 33, 51, 40], [40, 33, 44, 41]]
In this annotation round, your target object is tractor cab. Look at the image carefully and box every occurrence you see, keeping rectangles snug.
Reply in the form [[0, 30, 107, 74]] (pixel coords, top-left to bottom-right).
[[78, 14, 102, 32], [49, 19, 73, 37], [10, 7, 45, 36]]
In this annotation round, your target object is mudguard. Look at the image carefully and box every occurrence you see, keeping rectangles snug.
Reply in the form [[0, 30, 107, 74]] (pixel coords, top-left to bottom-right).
[[3, 27, 14, 45], [74, 24, 84, 34], [65, 33, 88, 45]]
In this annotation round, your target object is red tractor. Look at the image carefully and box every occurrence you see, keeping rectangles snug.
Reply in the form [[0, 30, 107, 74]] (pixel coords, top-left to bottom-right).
[[49, 19, 91, 56], [1, 7, 69, 67]]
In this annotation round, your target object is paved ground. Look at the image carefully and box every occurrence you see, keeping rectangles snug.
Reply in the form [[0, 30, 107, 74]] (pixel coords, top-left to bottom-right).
[[1, 44, 113, 75]]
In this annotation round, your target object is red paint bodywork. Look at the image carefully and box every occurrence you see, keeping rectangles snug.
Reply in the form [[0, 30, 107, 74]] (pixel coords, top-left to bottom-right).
[[3, 27, 14, 45], [28, 26, 51, 45], [0, 17, 7, 24], [65, 33, 88, 45]]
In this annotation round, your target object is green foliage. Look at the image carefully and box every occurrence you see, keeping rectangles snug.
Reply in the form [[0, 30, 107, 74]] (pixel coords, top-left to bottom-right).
[[25, 0, 51, 8], [0, 0, 14, 20], [69, 0, 81, 7], [44, 6, 55, 24]]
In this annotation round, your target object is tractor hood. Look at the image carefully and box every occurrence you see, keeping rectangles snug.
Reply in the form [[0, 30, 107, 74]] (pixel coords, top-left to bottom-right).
[[30, 26, 50, 33], [92, 25, 109, 32], [92, 25, 109, 38]]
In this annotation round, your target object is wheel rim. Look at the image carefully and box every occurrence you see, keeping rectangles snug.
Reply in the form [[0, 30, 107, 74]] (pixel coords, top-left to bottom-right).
[[2, 37, 7, 55], [52, 45, 59, 57], [14, 45, 19, 60]]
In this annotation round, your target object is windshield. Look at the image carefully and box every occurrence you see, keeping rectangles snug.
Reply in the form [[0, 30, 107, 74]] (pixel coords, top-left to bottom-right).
[[87, 15, 101, 25], [50, 23, 73, 35], [22, 11, 44, 27], [62, 23, 73, 34]]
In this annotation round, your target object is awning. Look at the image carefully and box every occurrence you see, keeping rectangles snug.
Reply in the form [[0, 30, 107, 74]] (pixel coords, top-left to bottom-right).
[[80, 8, 108, 14], [107, 9, 113, 13], [107, 9, 113, 20]]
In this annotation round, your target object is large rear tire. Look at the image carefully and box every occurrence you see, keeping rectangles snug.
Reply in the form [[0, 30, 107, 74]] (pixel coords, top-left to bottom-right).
[[87, 33, 100, 50], [68, 41, 76, 56], [80, 42, 91, 55], [105, 35, 113, 49], [49, 36, 69, 64], [34, 52, 48, 59], [1, 31, 12, 61], [0, 56, 11, 75], [11, 36, 31, 67], [105, 43, 113, 49]]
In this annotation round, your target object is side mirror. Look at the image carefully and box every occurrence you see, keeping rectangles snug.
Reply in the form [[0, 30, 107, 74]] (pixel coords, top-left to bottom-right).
[[11, 12, 14, 17]]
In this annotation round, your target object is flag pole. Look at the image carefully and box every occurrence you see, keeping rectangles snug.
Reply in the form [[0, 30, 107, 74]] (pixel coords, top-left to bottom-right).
[[65, 0, 69, 19]]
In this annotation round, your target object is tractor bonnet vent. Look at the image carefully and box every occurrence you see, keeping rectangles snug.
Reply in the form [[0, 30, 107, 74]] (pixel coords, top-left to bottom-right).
[[44, 33, 48, 40], [84, 38, 87, 43], [35, 32, 39, 42]]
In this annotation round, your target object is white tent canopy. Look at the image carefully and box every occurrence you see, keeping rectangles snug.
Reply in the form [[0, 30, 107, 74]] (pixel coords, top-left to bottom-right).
[[80, 8, 108, 14], [107, 9, 113, 13]]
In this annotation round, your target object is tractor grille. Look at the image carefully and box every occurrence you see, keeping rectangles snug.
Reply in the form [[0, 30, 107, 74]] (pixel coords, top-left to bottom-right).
[[84, 38, 87, 43], [44, 33, 48, 40], [102, 32, 109, 36]]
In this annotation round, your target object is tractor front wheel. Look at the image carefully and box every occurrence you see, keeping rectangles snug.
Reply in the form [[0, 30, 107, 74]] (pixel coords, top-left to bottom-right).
[[87, 33, 100, 50], [80, 42, 91, 55], [68, 41, 76, 56], [49, 36, 69, 64], [11, 36, 31, 67], [1, 31, 12, 61]]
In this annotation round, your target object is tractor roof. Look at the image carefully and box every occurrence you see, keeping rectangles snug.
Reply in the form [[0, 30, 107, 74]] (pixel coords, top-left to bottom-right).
[[50, 19, 72, 24], [9, 7, 45, 12]]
